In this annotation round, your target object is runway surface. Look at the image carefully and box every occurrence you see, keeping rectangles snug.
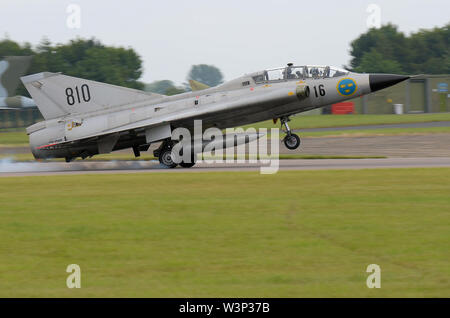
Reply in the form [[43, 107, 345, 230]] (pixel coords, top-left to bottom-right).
[[1, 157, 450, 177], [3, 132, 450, 158]]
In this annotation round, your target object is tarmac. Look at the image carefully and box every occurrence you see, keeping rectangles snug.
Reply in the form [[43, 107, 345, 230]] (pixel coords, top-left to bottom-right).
[[2, 133, 450, 157], [1, 157, 449, 177], [1, 121, 449, 176]]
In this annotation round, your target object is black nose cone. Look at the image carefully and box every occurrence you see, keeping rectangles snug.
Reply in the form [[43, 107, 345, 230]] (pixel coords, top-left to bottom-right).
[[369, 74, 410, 92]]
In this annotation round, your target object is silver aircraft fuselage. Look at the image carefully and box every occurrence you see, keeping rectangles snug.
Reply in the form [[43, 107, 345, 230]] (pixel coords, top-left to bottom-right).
[[23, 65, 409, 162]]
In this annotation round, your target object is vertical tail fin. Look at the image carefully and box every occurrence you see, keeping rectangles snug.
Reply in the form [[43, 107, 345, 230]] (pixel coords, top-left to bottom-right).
[[189, 79, 210, 91], [21, 72, 164, 120]]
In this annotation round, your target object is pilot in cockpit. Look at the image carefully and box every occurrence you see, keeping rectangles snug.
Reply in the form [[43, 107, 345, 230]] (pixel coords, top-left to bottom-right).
[[285, 63, 297, 79]]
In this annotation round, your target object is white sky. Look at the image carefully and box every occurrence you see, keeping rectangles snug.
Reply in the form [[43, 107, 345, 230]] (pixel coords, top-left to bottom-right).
[[0, 0, 449, 85]]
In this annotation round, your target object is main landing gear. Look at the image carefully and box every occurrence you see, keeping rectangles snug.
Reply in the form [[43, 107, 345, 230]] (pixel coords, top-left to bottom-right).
[[155, 140, 197, 169], [179, 153, 197, 168], [158, 147, 177, 168], [280, 117, 301, 150]]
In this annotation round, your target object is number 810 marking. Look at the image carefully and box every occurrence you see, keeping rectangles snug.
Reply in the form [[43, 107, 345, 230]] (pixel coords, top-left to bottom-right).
[[65, 84, 91, 106]]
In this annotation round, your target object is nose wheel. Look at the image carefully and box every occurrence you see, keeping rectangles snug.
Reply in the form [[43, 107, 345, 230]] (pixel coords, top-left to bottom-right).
[[280, 117, 301, 150], [284, 133, 301, 150]]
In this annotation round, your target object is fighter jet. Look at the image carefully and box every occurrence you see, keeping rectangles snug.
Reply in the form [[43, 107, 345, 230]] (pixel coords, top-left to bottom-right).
[[21, 63, 409, 167], [0, 56, 36, 109]]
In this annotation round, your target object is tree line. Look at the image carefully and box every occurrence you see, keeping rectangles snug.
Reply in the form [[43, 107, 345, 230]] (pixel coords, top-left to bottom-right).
[[0, 38, 144, 96], [0, 22, 447, 97], [145, 64, 223, 95], [349, 23, 449, 74], [0, 37, 224, 96]]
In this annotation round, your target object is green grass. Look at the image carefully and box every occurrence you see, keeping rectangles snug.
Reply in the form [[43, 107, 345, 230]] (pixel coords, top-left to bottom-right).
[[245, 113, 450, 130], [1, 114, 450, 146], [0, 131, 28, 146], [0, 169, 449, 297]]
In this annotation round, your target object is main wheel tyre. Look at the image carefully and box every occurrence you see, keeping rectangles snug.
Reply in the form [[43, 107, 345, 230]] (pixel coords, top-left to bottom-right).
[[284, 134, 301, 150], [159, 149, 178, 168], [179, 153, 197, 168], [179, 162, 196, 168]]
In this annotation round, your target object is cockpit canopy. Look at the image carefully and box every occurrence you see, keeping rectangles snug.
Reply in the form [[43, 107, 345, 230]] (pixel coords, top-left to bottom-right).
[[252, 65, 349, 83]]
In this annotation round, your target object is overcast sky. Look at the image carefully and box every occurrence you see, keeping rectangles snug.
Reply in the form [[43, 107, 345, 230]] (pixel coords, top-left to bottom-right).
[[1, 0, 448, 85]]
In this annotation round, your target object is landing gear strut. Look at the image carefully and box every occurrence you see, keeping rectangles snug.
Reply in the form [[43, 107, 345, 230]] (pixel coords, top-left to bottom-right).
[[280, 117, 301, 150]]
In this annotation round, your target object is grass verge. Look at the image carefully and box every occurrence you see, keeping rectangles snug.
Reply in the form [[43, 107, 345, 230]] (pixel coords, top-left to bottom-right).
[[0, 168, 448, 297]]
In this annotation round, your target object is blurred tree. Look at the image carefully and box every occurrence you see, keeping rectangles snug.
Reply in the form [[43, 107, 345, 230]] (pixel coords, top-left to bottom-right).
[[165, 86, 186, 96], [407, 25, 450, 74], [0, 39, 33, 57], [144, 80, 186, 95], [27, 38, 144, 89], [349, 23, 449, 74], [145, 80, 176, 94], [354, 49, 402, 73], [349, 24, 408, 73], [10, 37, 145, 96], [187, 64, 223, 87]]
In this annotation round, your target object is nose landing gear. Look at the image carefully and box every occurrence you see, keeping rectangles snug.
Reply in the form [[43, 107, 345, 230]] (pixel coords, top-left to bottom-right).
[[280, 117, 301, 150]]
